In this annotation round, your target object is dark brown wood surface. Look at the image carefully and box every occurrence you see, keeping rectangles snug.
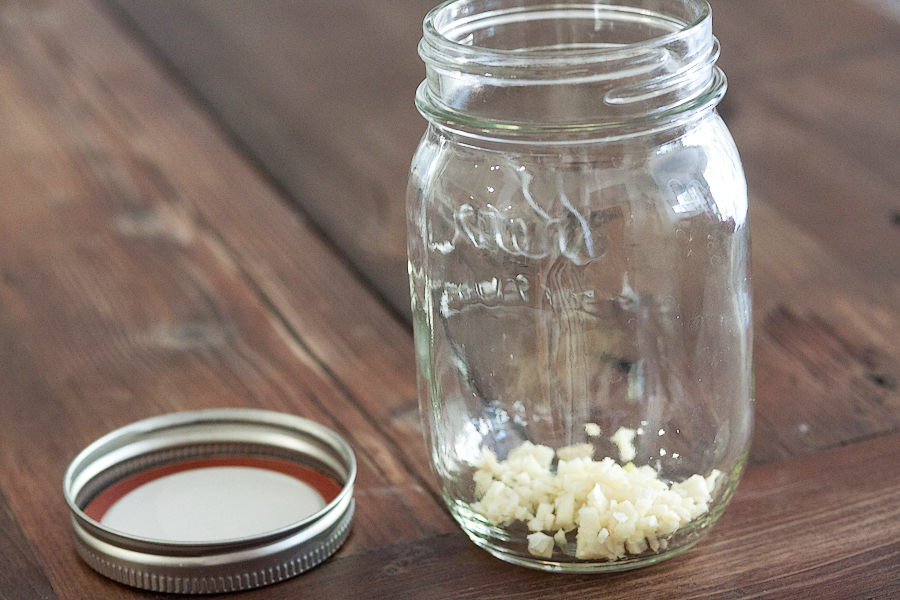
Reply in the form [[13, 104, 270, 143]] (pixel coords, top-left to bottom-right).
[[106, 0, 437, 317], [0, 0, 898, 598], [106, 0, 900, 316], [244, 434, 900, 600]]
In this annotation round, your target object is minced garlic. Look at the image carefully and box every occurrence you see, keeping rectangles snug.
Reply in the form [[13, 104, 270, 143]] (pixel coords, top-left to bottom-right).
[[470, 441, 720, 560], [610, 426, 637, 463]]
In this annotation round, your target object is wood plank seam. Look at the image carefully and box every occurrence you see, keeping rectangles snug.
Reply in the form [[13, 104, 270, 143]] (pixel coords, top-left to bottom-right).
[[186, 205, 445, 509], [89, 2, 443, 505], [0, 0, 451, 567], [96, 0, 411, 327], [88, 0, 444, 507]]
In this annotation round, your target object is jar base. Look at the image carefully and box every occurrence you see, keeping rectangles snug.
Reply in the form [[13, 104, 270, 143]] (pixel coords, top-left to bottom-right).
[[466, 531, 701, 573], [449, 500, 711, 573]]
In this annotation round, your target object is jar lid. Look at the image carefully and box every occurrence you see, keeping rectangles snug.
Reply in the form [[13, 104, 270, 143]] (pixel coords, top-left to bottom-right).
[[63, 409, 356, 594]]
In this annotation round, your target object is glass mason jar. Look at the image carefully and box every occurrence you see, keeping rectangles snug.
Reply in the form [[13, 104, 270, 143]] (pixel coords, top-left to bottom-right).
[[407, 0, 752, 572]]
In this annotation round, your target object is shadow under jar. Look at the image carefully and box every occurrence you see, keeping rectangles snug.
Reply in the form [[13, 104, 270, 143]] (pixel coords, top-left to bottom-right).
[[407, 0, 752, 572]]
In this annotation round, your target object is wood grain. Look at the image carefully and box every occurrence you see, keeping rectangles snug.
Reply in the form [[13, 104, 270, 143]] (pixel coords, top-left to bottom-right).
[[711, 0, 900, 463], [0, 0, 899, 597], [104, 0, 900, 462], [106, 0, 436, 317], [0, 486, 58, 600], [711, 0, 900, 80], [749, 198, 900, 463], [747, 48, 900, 195], [206, 433, 900, 600], [0, 2, 454, 598], [724, 69, 900, 297], [713, 0, 900, 292], [107, 0, 900, 315], [95, 0, 438, 492]]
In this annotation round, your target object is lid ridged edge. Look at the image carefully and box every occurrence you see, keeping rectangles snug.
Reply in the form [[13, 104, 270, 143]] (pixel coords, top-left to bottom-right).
[[74, 499, 354, 594]]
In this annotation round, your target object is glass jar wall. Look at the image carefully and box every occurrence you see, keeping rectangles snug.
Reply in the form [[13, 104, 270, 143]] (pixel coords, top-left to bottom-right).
[[408, 0, 752, 572]]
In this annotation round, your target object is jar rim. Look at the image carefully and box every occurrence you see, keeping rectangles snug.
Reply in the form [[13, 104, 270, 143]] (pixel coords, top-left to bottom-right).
[[420, 0, 712, 75], [416, 0, 725, 142]]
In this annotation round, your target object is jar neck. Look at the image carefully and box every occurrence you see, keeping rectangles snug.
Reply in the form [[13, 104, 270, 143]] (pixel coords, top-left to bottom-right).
[[416, 0, 725, 143]]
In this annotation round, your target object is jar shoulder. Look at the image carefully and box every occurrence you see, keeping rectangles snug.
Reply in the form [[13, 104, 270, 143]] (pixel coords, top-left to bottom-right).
[[408, 115, 747, 226]]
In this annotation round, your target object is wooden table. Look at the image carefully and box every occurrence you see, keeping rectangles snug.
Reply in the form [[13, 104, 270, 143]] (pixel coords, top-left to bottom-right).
[[1, 0, 899, 598]]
